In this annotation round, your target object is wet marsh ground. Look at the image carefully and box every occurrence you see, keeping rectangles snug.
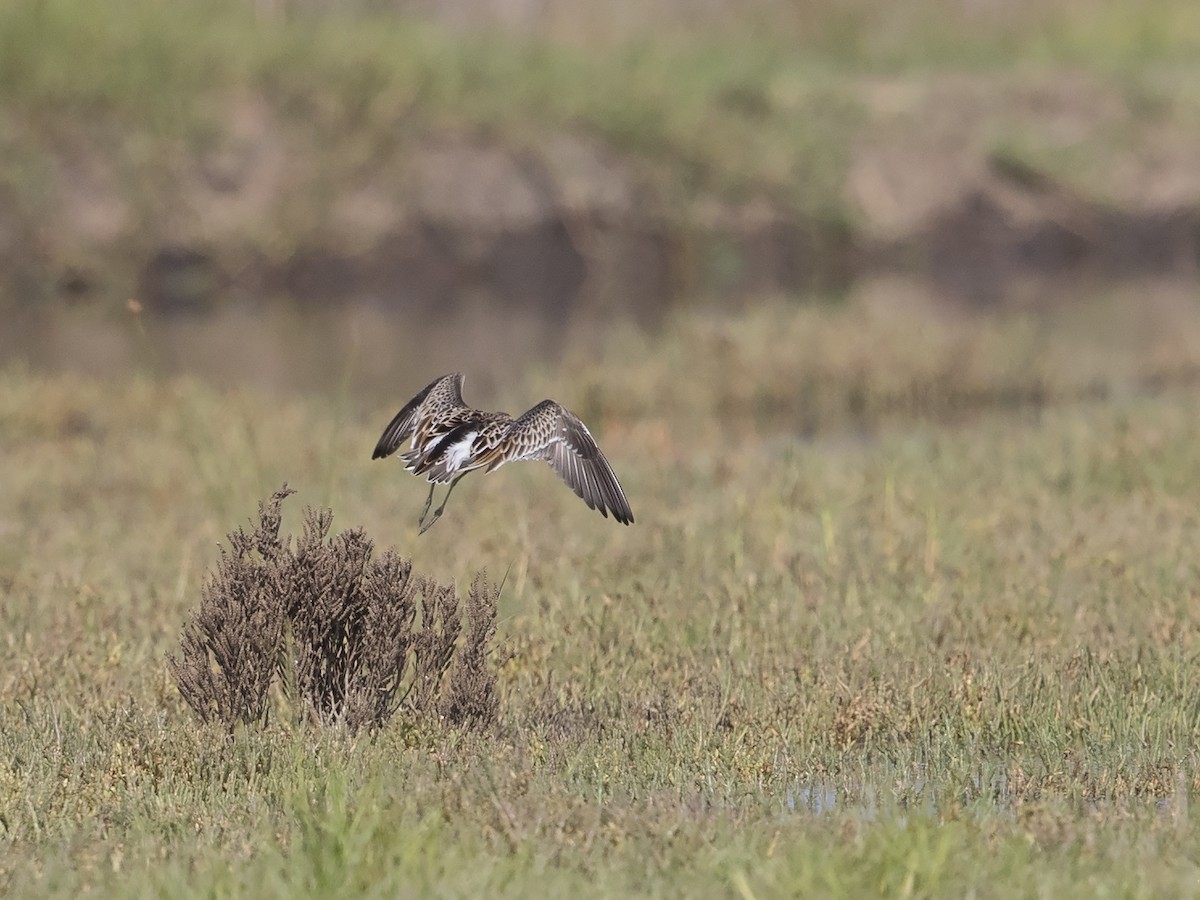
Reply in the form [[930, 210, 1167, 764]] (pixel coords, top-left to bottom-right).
[[4, 296, 1200, 896]]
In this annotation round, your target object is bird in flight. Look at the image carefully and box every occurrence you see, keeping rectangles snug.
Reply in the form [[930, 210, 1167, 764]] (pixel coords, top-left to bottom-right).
[[372, 373, 634, 533]]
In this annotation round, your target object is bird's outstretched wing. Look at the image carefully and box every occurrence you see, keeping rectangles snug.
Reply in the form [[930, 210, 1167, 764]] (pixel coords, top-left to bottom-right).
[[502, 400, 634, 525], [371, 373, 466, 460]]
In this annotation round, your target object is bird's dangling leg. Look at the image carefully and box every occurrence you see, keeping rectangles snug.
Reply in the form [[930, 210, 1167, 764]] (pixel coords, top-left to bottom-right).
[[417, 482, 437, 529], [419, 476, 464, 535]]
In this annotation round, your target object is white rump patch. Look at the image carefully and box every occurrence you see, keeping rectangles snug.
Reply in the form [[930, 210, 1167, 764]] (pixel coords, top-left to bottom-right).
[[443, 430, 478, 472]]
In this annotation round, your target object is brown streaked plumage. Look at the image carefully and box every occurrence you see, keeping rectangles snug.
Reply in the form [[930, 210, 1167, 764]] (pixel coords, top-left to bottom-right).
[[372, 373, 634, 533]]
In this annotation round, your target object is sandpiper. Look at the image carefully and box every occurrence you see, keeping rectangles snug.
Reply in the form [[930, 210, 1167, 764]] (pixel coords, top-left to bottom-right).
[[372, 373, 634, 533]]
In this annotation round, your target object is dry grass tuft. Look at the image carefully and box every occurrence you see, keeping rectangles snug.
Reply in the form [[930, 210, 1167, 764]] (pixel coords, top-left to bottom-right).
[[167, 488, 291, 729], [168, 484, 500, 733], [439, 573, 501, 728]]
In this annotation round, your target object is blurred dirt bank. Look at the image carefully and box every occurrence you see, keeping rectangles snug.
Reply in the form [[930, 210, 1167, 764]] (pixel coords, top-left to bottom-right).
[[6, 71, 1198, 325]]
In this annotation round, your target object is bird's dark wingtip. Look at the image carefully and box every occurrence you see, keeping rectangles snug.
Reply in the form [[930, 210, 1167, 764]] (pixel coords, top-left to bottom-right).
[[372, 433, 402, 460]]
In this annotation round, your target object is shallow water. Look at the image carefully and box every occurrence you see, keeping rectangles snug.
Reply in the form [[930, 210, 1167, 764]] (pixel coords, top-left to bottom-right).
[[0, 300, 563, 406], [4, 275, 1197, 423]]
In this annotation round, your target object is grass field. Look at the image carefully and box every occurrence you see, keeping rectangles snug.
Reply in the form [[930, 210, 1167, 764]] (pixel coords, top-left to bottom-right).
[[4, 298, 1200, 896], [5, 3, 1200, 893]]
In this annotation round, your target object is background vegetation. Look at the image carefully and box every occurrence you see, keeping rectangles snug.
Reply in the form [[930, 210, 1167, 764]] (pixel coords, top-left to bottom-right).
[[3, 0, 1200, 290]]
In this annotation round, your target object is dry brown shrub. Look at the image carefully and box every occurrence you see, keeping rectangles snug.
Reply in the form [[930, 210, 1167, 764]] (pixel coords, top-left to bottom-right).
[[169, 485, 500, 733], [438, 573, 500, 728], [168, 488, 291, 729]]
